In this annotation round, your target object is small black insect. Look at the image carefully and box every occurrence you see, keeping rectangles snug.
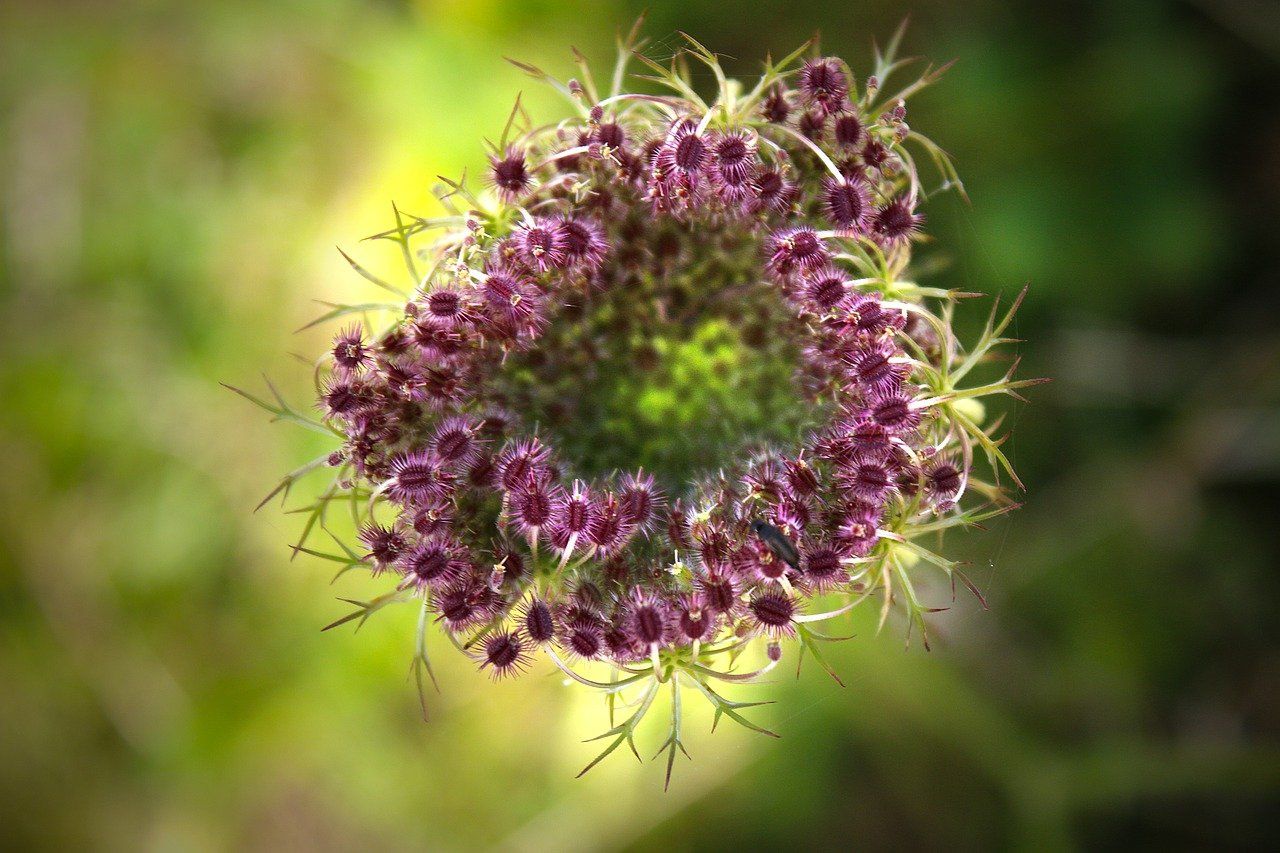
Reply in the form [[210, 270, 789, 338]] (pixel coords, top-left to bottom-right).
[[751, 520, 801, 570]]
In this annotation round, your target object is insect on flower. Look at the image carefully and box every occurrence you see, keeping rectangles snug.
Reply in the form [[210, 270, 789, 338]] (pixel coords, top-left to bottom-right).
[[751, 519, 801, 570]]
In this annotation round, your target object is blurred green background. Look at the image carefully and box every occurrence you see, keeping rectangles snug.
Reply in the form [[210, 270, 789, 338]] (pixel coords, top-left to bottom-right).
[[2, 0, 1278, 849]]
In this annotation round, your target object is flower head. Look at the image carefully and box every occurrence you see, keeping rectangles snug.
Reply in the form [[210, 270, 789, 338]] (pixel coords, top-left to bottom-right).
[[618, 469, 664, 535], [520, 597, 558, 644], [802, 541, 850, 593], [748, 590, 798, 637], [478, 630, 531, 679], [397, 536, 467, 590], [563, 615, 605, 661], [627, 590, 674, 648], [833, 113, 864, 148], [331, 325, 371, 374], [799, 58, 850, 115], [430, 414, 485, 468], [386, 450, 455, 505], [874, 196, 925, 245], [823, 176, 872, 233], [358, 522, 406, 573], [767, 226, 829, 275], [490, 148, 534, 200], [516, 219, 567, 272], [242, 25, 1038, 782]]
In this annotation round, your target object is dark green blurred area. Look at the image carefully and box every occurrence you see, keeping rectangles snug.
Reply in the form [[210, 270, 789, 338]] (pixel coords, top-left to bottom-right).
[[2, 0, 1278, 849]]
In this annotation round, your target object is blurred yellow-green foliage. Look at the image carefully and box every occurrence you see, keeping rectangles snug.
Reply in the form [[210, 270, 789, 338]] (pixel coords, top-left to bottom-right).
[[2, 0, 1279, 849]]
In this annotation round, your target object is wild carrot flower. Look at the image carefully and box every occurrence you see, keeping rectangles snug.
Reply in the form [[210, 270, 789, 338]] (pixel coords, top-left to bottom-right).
[[231, 21, 1043, 787], [478, 630, 531, 679], [489, 148, 534, 200], [748, 590, 799, 637], [799, 57, 852, 115], [331, 325, 371, 374], [520, 597, 558, 644]]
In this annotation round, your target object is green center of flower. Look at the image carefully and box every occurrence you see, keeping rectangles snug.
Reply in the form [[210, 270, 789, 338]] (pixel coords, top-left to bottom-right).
[[493, 220, 815, 490]]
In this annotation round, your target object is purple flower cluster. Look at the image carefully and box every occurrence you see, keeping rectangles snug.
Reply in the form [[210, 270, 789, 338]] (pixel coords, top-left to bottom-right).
[[242, 27, 1039, 779]]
